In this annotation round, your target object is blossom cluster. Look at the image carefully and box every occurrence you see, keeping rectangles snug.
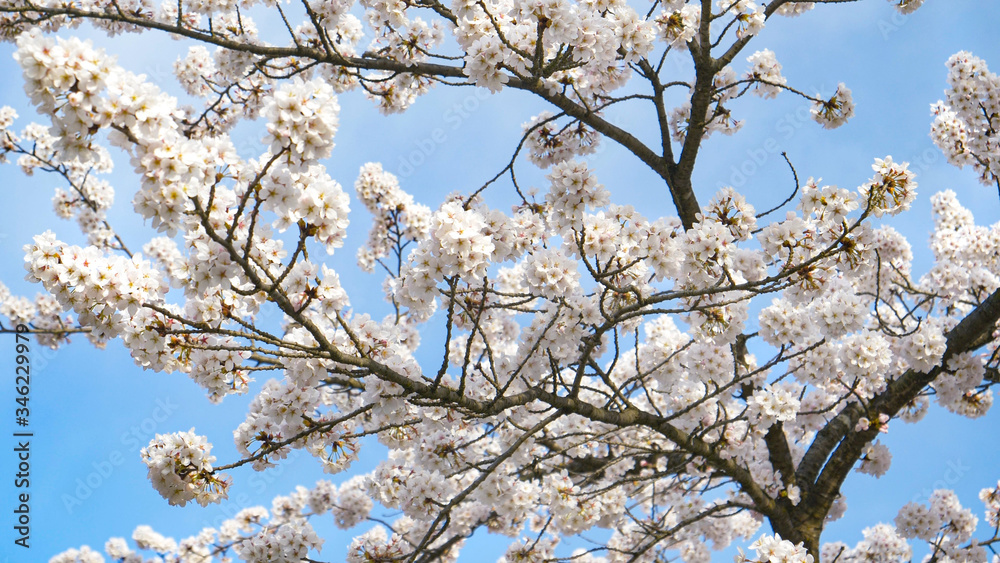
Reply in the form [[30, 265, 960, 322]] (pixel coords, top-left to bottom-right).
[[354, 162, 431, 272], [737, 534, 813, 563], [811, 83, 855, 129], [821, 524, 912, 563], [23, 232, 165, 339], [262, 78, 341, 163], [895, 490, 978, 543], [140, 429, 230, 507], [745, 49, 786, 99], [931, 52, 1000, 186], [50, 480, 371, 563], [523, 112, 601, 168]]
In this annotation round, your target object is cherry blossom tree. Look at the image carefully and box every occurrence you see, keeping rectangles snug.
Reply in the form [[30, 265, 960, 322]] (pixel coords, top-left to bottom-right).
[[0, 0, 999, 562]]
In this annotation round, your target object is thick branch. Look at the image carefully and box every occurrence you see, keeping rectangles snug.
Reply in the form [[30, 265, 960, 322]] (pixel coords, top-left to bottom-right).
[[797, 287, 1000, 537]]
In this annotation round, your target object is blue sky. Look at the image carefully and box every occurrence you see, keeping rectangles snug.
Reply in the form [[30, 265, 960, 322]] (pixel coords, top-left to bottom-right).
[[1, 1, 999, 561]]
